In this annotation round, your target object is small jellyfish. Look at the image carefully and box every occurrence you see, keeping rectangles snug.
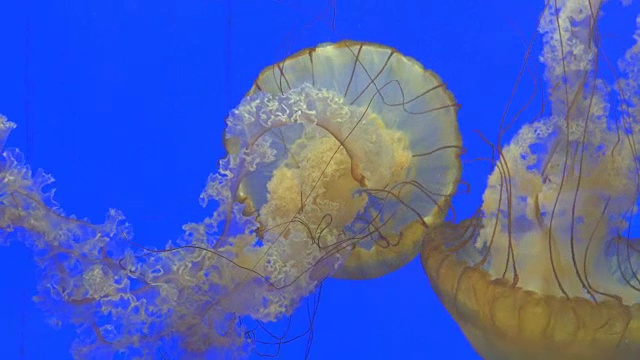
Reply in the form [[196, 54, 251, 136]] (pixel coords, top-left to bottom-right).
[[421, 1, 640, 359], [0, 41, 462, 358]]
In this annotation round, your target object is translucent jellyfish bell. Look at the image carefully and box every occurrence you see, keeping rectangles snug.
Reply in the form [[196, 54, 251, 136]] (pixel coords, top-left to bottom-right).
[[421, 1, 640, 359], [224, 40, 463, 280]]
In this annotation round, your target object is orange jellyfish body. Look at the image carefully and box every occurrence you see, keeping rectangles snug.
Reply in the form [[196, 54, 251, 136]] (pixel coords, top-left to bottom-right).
[[234, 40, 463, 280], [422, 219, 640, 360], [420, 1, 640, 359]]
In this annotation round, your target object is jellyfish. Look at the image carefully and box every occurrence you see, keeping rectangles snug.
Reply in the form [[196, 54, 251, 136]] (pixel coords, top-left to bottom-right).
[[0, 40, 462, 358], [420, 1, 640, 359]]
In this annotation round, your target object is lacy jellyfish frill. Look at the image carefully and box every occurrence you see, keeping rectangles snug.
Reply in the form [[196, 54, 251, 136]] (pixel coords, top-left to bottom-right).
[[1, 41, 462, 358]]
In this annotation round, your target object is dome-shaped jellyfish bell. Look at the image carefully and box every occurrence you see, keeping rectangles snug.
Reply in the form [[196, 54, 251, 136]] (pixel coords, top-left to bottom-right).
[[218, 40, 462, 282], [421, 117, 640, 359]]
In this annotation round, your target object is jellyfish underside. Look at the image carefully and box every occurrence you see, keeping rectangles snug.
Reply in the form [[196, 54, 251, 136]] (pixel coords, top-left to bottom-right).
[[0, 41, 462, 358], [237, 40, 462, 280], [420, 1, 640, 359]]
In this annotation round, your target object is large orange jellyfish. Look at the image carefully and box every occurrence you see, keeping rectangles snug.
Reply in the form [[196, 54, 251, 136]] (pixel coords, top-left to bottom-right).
[[420, 1, 640, 359], [0, 41, 462, 358]]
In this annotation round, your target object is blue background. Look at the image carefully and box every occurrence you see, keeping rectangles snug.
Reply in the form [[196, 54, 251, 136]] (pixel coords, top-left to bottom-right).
[[0, 1, 638, 359]]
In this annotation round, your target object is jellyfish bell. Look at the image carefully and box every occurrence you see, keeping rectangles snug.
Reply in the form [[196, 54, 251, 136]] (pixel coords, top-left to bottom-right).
[[228, 40, 463, 281], [422, 122, 640, 359], [420, 1, 640, 359]]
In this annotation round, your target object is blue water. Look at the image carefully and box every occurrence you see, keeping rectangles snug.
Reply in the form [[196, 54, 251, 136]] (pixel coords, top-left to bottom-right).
[[0, 1, 638, 359]]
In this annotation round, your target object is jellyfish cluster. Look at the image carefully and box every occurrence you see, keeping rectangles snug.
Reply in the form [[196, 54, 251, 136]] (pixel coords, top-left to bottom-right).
[[2, 0, 640, 359]]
